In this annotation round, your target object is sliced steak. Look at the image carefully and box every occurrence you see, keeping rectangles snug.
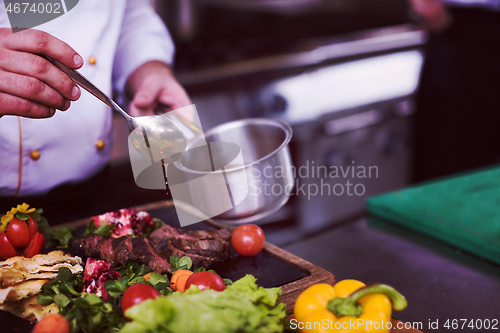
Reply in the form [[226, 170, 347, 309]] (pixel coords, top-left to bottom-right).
[[112, 236, 134, 268], [68, 234, 172, 273], [69, 234, 114, 264], [95, 238, 114, 264], [151, 239, 216, 269], [149, 225, 232, 263], [168, 238, 229, 259], [131, 237, 171, 274], [150, 225, 232, 242], [68, 225, 231, 273]]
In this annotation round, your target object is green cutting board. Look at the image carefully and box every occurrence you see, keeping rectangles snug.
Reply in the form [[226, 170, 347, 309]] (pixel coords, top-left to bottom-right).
[[367, 165, 500, 265]]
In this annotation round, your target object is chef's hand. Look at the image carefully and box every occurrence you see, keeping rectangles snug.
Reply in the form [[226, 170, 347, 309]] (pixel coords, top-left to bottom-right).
[[0, 28, 82, 119], [127, 61, 192, 118], [409, 0, 452, 33]]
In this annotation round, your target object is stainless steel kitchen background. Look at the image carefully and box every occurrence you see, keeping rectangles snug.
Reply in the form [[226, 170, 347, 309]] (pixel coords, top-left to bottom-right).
[[113, 0, 427, 243]]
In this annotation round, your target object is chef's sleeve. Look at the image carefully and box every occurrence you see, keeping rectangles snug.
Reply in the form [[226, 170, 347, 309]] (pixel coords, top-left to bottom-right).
[[112, 0, 175, 99]]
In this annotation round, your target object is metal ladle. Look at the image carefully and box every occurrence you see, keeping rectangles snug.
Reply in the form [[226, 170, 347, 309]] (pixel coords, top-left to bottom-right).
[[45, 57, 187, 166]]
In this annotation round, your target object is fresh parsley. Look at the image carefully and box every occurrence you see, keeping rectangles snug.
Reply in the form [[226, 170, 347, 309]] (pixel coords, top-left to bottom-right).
[[45, 226, 76, 248], [169, 254, 193, 272], [38, 262, 173, 333], [83, 220, 115, 238]]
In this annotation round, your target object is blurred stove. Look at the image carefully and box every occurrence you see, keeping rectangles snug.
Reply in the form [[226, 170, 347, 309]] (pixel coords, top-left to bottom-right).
[[157, 0, 413, 73], [154, 2, 426, 235]]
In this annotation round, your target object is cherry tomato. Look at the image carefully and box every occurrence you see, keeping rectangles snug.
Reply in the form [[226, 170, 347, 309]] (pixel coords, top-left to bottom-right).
[[32, 313, 70, 333], [231, 224, 265, 257], [27, 216, 39, 239], [6, 218, 31, 248], [122, 283, 161, 317], [23, 232, 45, 258], [0, 231, 17, 260], [185, 271, 226, 292]]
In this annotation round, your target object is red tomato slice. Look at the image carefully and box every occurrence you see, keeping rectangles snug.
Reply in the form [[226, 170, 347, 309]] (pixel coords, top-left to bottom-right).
[[23, 232, 45, 258], [0, 231, 17, 260], [6, 217, 31, 248], [27, 216, 39, 239]]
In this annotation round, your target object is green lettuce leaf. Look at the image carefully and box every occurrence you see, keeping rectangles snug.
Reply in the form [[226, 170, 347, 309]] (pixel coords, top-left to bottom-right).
[[120, 274, 286, 333], [45, 226, 75, 248]]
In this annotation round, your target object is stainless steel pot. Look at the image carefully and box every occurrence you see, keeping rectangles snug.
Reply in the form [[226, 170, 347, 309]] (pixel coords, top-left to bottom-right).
[[173, 118, 294, 223]]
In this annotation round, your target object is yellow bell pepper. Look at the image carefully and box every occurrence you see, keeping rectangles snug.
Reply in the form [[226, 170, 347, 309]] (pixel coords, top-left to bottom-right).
[[293, 279, 407, 333]]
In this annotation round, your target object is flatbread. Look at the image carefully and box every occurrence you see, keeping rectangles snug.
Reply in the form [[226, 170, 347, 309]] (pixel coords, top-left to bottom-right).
[[0, 279, 49, 304], [0, 251, 83, 287], [0, 250, 82, 270], [0, 295, 59, 322], [0, 251, 83, 322]]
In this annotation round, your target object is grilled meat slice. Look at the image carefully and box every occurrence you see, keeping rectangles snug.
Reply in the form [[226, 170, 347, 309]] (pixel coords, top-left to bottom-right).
[[68, 225, 232, 273], [68, 234, 172, 273], [131, 237, 171, 274], [112, 236, 134, 268], [149, 225, 232, 262], [151, 239, 216, 269], [96, 238, 114, 264], [69, 234, 114, 264], [150, 225, 232, 242], [168, 238, 229, 259]]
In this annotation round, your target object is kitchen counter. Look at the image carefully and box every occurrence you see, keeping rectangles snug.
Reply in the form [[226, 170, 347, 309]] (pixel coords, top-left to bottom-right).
[[280, 217, 500, 333]]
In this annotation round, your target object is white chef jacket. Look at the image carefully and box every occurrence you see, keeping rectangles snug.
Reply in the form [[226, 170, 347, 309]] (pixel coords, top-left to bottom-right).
[[0, 0, 175, 196]]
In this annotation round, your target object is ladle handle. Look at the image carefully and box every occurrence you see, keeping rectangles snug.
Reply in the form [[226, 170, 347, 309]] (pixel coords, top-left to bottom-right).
[[44, 56, 131, 121]]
